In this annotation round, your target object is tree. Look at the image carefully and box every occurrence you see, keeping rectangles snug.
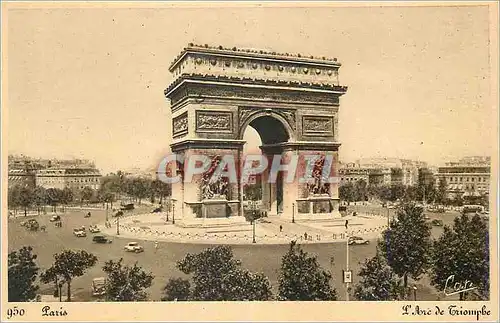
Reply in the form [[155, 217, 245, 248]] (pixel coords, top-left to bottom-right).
[[81, 186, 94, 206], [151, 179, 171, 205], [354, 179, 368, 201], [378, 203, 431, 298], [18, 186, 34, 216], [436, 178, 447, 204], [129, 178, 151, 205], [46, 188, 63, 212], [61, 187, 74, 211], [33, 186, 47, 215], [339, 182, 356, 204], [162, 278, 191, 301], [430, 213, 489, 300], [278, 241, 337, 301], [40, 250, 97, 302], [354, 248, 403, 300], [102, 258, 154, 301], [8, 246, 39, 301], [8, 184, 21, 214], [174, 246, 273, 301]]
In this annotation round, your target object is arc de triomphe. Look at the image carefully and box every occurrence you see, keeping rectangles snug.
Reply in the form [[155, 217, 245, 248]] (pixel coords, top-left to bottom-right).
[[164, 44, 347, 226]]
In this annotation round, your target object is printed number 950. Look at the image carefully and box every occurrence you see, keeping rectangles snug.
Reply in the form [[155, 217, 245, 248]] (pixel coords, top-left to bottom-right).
[[6, 307, 25, 319]]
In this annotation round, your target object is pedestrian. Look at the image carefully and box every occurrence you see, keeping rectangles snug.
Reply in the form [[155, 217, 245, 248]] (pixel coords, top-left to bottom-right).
[[154, 241, 159, 253], [279, 225, 283, 233], [304, 232, 308, 240]]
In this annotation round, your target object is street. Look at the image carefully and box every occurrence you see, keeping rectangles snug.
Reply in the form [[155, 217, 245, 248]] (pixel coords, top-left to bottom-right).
[[8, 206, 462, 301]]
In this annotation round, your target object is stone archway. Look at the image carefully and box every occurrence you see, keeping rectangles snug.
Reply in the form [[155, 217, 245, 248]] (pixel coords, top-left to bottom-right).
[[240, 112, 292, 215], [164, 44, 347, 226]]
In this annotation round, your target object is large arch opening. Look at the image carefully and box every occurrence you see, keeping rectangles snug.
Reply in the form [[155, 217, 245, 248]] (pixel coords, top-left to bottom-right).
[[241, 114, 291, 216]]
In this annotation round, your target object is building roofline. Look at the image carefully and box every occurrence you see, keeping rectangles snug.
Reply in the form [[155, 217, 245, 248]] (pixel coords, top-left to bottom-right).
[[169, 44, 341, 72]]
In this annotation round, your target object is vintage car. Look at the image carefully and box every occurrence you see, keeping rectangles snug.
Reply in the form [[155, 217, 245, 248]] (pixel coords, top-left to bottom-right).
[[50, 215, 61, 222], [348, 236, 370, 245], [26, 219, 40, 231], [73, 228, 87, 237], [124, 242, 144, 253], [92, 235, 112, 244], [89, 225, 100, 233], [92, 277, 107, 296]]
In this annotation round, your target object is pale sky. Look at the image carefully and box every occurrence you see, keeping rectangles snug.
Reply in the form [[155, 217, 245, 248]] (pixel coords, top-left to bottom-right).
[[5, 4, 496, 174]]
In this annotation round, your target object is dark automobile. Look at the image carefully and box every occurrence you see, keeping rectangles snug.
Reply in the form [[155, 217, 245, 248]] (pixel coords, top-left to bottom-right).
[[120, 203, 134, 211], [152, 207, 163, 213], [113, 210, 124, 217], [93, 235, 112, 244]]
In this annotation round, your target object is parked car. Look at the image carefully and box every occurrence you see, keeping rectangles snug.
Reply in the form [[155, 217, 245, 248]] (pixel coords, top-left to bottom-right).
[[348, 236, 370, 245], [152, 207, 163, 213], [26, 219, 40, 231], [89, 225, 100, 233], [431, 219, 444, 227], [93, 235, 112, 244], [113, 211, 124, 217], [50, 215, 61, 222], [92, 277, 107, 296], [120, 203, 135, 211], [124, 242, 144, 253], [73, 228, 87, 237]]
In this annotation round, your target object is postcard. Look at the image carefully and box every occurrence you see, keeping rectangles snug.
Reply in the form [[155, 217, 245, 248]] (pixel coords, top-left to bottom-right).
[[1, 1, 498, 322]]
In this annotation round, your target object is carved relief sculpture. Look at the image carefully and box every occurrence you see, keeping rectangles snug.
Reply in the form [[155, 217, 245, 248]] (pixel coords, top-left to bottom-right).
[[303, 116, 334, 135], [173, 113, 188, 137], [196, 111, 232, 131], [200, 155, 229, 200], [307, 155, 330, 195]]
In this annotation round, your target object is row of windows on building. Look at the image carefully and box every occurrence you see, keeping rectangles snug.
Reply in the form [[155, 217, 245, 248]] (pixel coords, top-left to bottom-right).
[[445, 176, 489, 183], [38, 178, 100, 184]]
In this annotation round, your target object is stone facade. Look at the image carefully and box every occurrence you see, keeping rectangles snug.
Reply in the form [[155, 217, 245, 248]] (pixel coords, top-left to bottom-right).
[[165, 44, 347, 224]]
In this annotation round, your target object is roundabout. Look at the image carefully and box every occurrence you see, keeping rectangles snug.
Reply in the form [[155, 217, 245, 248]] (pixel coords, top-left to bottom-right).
[[100, 212, 389, 245]]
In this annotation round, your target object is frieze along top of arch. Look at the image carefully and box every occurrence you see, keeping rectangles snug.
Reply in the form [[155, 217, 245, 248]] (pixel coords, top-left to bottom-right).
[[167, 44, 346, 90]]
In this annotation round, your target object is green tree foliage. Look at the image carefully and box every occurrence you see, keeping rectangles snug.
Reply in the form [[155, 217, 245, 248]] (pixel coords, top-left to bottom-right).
[[278, 241, 337, 301], [40, 250, 97, 302], [354, 248, 403, 300], [162, 278, 191, 301], [8, 246, 39, 301], [378, 203, 431, 297], [430, 213, 489, 300], [102, 258, 154, 301], [175, 246, 272, 301]]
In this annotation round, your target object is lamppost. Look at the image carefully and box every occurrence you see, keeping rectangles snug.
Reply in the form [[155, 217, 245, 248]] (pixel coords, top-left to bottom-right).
[[292, 203, 295, 223], [105, 203, 109, 222], [172, 203, 175, 225], [252, 209, 256, 244], [345, 220, 350, 301], [116, 213, 120, 235]]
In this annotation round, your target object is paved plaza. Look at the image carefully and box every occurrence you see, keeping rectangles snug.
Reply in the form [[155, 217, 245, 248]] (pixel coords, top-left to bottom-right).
[[102, 212, 388, 245]]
